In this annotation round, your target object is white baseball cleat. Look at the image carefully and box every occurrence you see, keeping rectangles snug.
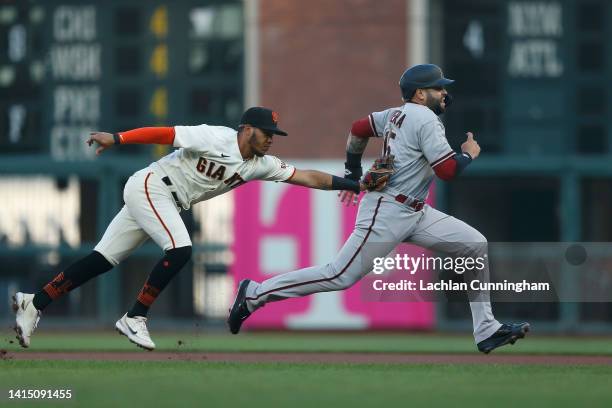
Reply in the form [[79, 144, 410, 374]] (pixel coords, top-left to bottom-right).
[[115, 313, 156, 351], [12, 292, 41, 348]]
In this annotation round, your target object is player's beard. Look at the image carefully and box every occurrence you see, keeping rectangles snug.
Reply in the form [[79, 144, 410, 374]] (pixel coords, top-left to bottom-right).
[[426, 93, 445, 116], [249, 133, 266, 157]]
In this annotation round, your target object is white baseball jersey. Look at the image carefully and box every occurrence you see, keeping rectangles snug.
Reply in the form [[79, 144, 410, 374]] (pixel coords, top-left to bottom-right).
[[369, 103, 454, 200], [95, 124, 295, 264], [150, 124, 295, 209]]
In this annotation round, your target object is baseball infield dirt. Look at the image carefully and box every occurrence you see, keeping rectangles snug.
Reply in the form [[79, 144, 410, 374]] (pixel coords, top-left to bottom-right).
[[4, 351, 611, 365]]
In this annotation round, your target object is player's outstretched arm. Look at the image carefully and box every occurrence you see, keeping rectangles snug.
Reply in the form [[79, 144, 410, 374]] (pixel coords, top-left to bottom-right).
[[285, 169, 364, 193], [86, 132, 115, 155], [86, 127, 176, 155]]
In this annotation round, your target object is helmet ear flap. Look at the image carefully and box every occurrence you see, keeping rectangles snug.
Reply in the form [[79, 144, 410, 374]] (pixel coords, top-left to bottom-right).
[[402, 88, 416, 101], [399, 71, 412, 100]]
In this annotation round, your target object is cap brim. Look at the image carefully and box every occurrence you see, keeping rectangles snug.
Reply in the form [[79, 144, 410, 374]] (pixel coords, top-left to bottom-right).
[[259, 126, 288, 136]]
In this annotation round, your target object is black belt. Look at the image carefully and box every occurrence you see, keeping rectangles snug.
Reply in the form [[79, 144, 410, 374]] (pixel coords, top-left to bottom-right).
[[395, 194, 425, 211], [161, 176, 181, 207]]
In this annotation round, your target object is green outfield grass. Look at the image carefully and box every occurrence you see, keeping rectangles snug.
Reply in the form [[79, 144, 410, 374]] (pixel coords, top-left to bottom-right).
[[1, 360, 611, 408], [2, 331, 611, 407], [2, 330, 612, 355]]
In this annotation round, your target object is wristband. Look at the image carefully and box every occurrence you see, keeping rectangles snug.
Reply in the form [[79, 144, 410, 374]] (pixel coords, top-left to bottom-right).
[[331, 175, 360, 194], [454, 152, 473, 175], [344, 152, 363, 181], [346, 152, 362, 167], [113, 133, 121, 145]]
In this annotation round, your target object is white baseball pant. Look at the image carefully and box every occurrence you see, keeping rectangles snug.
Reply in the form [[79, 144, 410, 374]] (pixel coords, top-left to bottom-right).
[[94, 168, 192, 266]]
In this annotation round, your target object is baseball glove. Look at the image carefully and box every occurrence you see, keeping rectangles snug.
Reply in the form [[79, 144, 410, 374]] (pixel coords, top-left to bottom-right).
[[362, 154, 395, 191]]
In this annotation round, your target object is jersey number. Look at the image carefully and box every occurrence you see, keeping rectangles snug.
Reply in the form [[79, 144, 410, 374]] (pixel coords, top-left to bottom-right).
[[382, 129, 395, 156]]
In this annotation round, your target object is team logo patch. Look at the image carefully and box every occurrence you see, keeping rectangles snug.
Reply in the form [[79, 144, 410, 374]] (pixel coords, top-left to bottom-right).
[[272, 111, 279, 124]]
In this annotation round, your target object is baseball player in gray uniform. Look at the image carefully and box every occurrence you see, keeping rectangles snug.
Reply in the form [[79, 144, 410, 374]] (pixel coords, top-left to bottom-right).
[[12, 107, 374, 351], [228, 65, 530, 353]]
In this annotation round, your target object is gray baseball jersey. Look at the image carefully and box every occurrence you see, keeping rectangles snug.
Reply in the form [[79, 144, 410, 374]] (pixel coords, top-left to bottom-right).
[[243, 102, 503, 343], [369, 103, 454, 200]]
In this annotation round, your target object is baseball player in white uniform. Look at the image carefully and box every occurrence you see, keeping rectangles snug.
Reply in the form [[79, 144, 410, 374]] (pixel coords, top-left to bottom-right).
[[12, 107, 375, 350], [228, 65, 530, 353]]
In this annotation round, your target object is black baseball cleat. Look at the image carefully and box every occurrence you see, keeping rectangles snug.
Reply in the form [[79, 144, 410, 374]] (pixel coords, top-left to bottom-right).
[[227, 279, 252, 334], [477, 322, 530, 354]]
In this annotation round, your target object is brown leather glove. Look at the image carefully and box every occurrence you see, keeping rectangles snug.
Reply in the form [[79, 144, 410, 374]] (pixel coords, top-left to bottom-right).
[[361, 154, 395, 191]]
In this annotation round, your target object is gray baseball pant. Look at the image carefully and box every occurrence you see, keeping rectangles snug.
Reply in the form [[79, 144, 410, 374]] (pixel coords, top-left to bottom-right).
[[245, 191, 502, 343]]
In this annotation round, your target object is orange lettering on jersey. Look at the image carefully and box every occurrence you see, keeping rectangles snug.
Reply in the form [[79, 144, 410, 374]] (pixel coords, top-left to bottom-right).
[[211, 165, 226, 180]]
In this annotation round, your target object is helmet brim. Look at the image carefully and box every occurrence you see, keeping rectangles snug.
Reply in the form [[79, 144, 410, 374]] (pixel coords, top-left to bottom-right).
[[427, 78, 454, 88]]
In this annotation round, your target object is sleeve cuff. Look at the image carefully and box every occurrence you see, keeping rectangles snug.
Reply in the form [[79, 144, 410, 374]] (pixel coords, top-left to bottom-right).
[[431, 151, 455, 168]]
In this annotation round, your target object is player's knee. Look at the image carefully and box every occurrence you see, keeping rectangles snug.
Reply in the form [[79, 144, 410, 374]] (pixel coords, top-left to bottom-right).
[[321, 263, 355, 290], [91, 250, 116, 270], [475, 231, 487, 244], [335, 278, 358, 291], [166, 246, 192, 268], [464, 232, 487, 257], [334, 270, 360, 290]]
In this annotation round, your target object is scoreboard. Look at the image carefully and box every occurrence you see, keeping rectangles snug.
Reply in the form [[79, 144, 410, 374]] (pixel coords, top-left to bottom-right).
[[443, 0, 611, 156], [0, 0, 243, 160]]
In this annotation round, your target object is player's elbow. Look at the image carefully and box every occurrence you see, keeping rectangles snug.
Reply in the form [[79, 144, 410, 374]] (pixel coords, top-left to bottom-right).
[[433, 159, 457, 181], [435, 170, 456, 181]]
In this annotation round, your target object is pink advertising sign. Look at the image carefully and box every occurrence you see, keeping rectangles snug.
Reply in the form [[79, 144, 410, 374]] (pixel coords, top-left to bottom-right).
[[230, 179, 435, 330]]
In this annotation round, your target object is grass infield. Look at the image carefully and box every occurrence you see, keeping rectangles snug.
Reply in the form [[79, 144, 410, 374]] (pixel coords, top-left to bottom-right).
[[1, 331, 611, 407], [1, 361, 611, 408], [2, 331, 612, 355]]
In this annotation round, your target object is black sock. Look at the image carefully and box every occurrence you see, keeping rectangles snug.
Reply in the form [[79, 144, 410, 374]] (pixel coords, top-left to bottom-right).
[[127, 246, 191, 318], [32, 251, 114, 311]]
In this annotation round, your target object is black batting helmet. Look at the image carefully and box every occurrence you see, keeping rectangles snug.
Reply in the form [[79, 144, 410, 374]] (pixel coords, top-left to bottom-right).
[[399, 64, 454, 100]]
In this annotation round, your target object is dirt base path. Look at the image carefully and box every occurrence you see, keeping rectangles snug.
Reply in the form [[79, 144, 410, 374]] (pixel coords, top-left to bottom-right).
[[3, 351, 611, 365]]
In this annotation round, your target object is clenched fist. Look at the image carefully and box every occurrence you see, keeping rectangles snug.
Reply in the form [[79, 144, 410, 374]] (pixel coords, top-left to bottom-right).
[[461, 132, 480, 159]]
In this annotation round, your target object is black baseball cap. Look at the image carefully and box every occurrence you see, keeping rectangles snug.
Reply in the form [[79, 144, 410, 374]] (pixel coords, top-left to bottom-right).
[[240, 107, 288, 136]]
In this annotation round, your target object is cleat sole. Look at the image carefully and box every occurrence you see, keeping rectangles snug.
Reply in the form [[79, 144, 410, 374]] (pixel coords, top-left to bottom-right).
[[115, 325, 154, 351]]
